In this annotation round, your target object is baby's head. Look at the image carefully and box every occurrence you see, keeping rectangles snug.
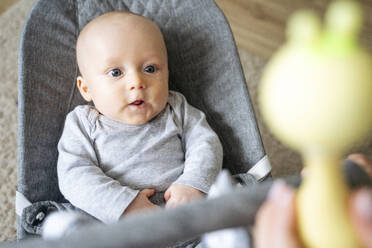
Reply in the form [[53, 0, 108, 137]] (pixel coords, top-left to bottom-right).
[[76, 11, 169, 125]]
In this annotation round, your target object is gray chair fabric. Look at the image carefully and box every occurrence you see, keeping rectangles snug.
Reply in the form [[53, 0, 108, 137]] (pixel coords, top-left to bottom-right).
[[17, 0, 265, 240]]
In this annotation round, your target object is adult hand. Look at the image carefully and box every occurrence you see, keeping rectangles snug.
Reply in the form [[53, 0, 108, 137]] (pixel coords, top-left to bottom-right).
[[348, 153, 372, 179], [255, 181, 372, 248], [254, 181, 303, 248]]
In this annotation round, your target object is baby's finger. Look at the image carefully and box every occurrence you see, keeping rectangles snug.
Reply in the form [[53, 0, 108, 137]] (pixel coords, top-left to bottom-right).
[[164, 189, 171, 202], [141, 188, 155, 198]]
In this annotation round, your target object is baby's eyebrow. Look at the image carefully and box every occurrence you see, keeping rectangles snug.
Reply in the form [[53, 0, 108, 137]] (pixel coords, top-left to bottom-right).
[[144, 55, 166, 63], [145, 53, 162, 58], [103, 57, 122, 65]]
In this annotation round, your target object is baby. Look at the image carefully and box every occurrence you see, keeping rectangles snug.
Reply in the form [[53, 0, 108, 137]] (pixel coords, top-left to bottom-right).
[[57, 11, 223, 224]]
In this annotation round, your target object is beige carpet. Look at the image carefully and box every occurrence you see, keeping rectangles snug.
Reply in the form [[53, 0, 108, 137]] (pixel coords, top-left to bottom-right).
[[3, 0, 372, 243], [0, 0, 35, 242]]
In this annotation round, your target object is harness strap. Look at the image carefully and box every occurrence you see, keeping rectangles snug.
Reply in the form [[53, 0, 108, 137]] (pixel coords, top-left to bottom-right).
[[16, 191, 32, 217], [247, 155, 271, 181]]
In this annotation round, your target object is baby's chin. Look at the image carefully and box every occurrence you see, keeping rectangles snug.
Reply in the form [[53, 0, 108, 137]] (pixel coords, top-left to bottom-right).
[[116, 113, 155, 126], [104, 105, 166, 125]]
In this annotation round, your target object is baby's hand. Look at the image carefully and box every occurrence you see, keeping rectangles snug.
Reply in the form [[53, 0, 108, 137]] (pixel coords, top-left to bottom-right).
[[122, 189, 160, 216], [164, 184, 204, 208]]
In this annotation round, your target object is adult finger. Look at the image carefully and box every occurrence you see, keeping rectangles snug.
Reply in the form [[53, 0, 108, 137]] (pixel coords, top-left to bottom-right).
[[348, 153, 370, 166], [255, 180, 302, 248], [350, 188, 372, 248]]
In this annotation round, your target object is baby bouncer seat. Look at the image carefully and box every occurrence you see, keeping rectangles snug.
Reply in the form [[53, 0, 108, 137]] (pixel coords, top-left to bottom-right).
[[16, 0, 272, 245]]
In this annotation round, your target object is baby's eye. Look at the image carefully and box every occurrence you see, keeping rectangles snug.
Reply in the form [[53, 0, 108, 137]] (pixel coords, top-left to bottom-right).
[[144, 65, 156, 73], [109, 68, 122, 77]]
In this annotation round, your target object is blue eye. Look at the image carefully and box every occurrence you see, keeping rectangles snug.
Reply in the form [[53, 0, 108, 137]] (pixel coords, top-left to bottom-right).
[[144, 65, 156, 73], [110, 69, 122, 77]]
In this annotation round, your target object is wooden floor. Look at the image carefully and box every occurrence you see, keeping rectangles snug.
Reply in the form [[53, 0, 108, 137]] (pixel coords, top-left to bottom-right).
[[216, 0, 372, 58], [0, 0, 19, 15]]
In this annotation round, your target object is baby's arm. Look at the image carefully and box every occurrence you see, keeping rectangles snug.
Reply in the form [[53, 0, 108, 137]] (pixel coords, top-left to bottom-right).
[[166, 92, 223, 206], [57, 107, 151, 223]]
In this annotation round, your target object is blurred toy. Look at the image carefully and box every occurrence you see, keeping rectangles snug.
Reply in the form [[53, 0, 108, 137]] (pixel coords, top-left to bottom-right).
[[259, 0, 372, 247]]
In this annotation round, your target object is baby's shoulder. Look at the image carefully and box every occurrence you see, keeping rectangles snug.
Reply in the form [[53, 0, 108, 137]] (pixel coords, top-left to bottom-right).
[[168, 90, 187, 109], [66, 105, 99, 126]]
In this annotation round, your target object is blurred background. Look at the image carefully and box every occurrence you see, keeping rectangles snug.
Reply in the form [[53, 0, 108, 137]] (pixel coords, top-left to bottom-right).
[[0, 0, 372, 242]]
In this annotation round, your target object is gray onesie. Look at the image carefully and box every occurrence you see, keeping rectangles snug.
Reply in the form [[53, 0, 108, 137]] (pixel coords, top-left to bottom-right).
[[57, 91, 223, 223]]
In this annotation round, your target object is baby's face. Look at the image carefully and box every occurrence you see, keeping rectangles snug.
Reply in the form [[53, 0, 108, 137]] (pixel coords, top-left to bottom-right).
[[77, 13, 169, 125]]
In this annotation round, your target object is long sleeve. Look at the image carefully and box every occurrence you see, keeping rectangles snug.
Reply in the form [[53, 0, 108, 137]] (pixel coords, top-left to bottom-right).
[[57, 107, 139, 223], [171, 93, 223, 193]]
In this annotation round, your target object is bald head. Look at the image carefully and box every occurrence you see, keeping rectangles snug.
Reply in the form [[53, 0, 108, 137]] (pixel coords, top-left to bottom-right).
[[76, 11, 167, 77]]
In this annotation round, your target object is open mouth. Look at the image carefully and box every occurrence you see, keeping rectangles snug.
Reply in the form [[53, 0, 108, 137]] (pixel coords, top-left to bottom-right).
[[130, 100, 145, 108]]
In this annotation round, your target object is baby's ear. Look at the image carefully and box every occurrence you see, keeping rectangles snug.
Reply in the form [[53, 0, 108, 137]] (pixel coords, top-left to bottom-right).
[[76, 76, 92, 102]]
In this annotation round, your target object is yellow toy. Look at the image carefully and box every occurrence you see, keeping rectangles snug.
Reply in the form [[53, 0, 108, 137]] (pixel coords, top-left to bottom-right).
[[258, 1, 372, 247]]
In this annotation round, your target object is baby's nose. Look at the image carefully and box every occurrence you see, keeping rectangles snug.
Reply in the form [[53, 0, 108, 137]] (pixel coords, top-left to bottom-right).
[[128, 76, 145, 91], [129, 84, 144, 91]]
